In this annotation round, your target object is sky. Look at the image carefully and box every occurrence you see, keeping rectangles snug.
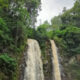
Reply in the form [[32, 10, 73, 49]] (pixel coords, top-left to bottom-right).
[[36, 0, 75, 26]]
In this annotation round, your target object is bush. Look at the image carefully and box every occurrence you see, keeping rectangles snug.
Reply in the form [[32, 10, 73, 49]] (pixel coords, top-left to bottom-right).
[[53, 27, 80, 57], [0, 54, 17, 77]]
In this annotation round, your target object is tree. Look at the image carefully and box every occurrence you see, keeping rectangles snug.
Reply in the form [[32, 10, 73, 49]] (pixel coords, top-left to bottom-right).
[[51, 16, 62, 30], [62, 7, 67, 13], [0, 0, 41, 53], [61, 0, 80, 29]]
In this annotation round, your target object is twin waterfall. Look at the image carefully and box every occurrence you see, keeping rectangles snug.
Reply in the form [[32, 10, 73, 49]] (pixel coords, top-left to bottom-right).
[[24, 39, 61, 80]]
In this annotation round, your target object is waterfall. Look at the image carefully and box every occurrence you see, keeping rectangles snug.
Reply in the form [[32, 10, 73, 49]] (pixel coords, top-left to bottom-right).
[[24, 39, 44, 80], [50, 40, 61, 80]]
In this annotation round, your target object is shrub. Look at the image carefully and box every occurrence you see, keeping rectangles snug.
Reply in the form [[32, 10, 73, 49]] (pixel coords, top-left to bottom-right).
[[0, 54, 17, 77]]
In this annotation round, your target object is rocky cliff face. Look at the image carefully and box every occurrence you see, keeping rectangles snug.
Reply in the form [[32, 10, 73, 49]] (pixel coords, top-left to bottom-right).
[[42, 40, 53, 80]]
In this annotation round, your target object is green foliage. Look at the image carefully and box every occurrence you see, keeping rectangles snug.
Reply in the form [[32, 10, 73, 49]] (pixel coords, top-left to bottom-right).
[[0, 0, 41, 53], [61, 1, 80, 28], [46, 31, 53, 39], [0, 0, 9, 8], [36, 21, 50, 39], [55, 27, 80, 57], [0, 18, 12, 52], [0, 0, 41, 79], [51, 16, 62, 30], [0, 54, 17, 79]]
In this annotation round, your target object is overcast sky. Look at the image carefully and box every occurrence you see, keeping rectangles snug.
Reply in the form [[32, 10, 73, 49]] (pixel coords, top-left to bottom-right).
[[36, 0, 75, 26]]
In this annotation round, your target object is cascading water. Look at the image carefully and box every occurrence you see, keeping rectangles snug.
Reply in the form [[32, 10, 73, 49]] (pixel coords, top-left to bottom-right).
[[50, 40, 61, 80], [24, 39, 44, 80]]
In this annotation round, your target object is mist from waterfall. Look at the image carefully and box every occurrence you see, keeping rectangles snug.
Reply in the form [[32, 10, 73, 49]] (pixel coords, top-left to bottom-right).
[[24, 39, 44, 80], [50, 40, 61, 80]]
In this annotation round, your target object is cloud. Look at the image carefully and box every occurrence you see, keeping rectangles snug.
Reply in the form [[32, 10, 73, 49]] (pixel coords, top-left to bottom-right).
[[36, 0, 75, 26]]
